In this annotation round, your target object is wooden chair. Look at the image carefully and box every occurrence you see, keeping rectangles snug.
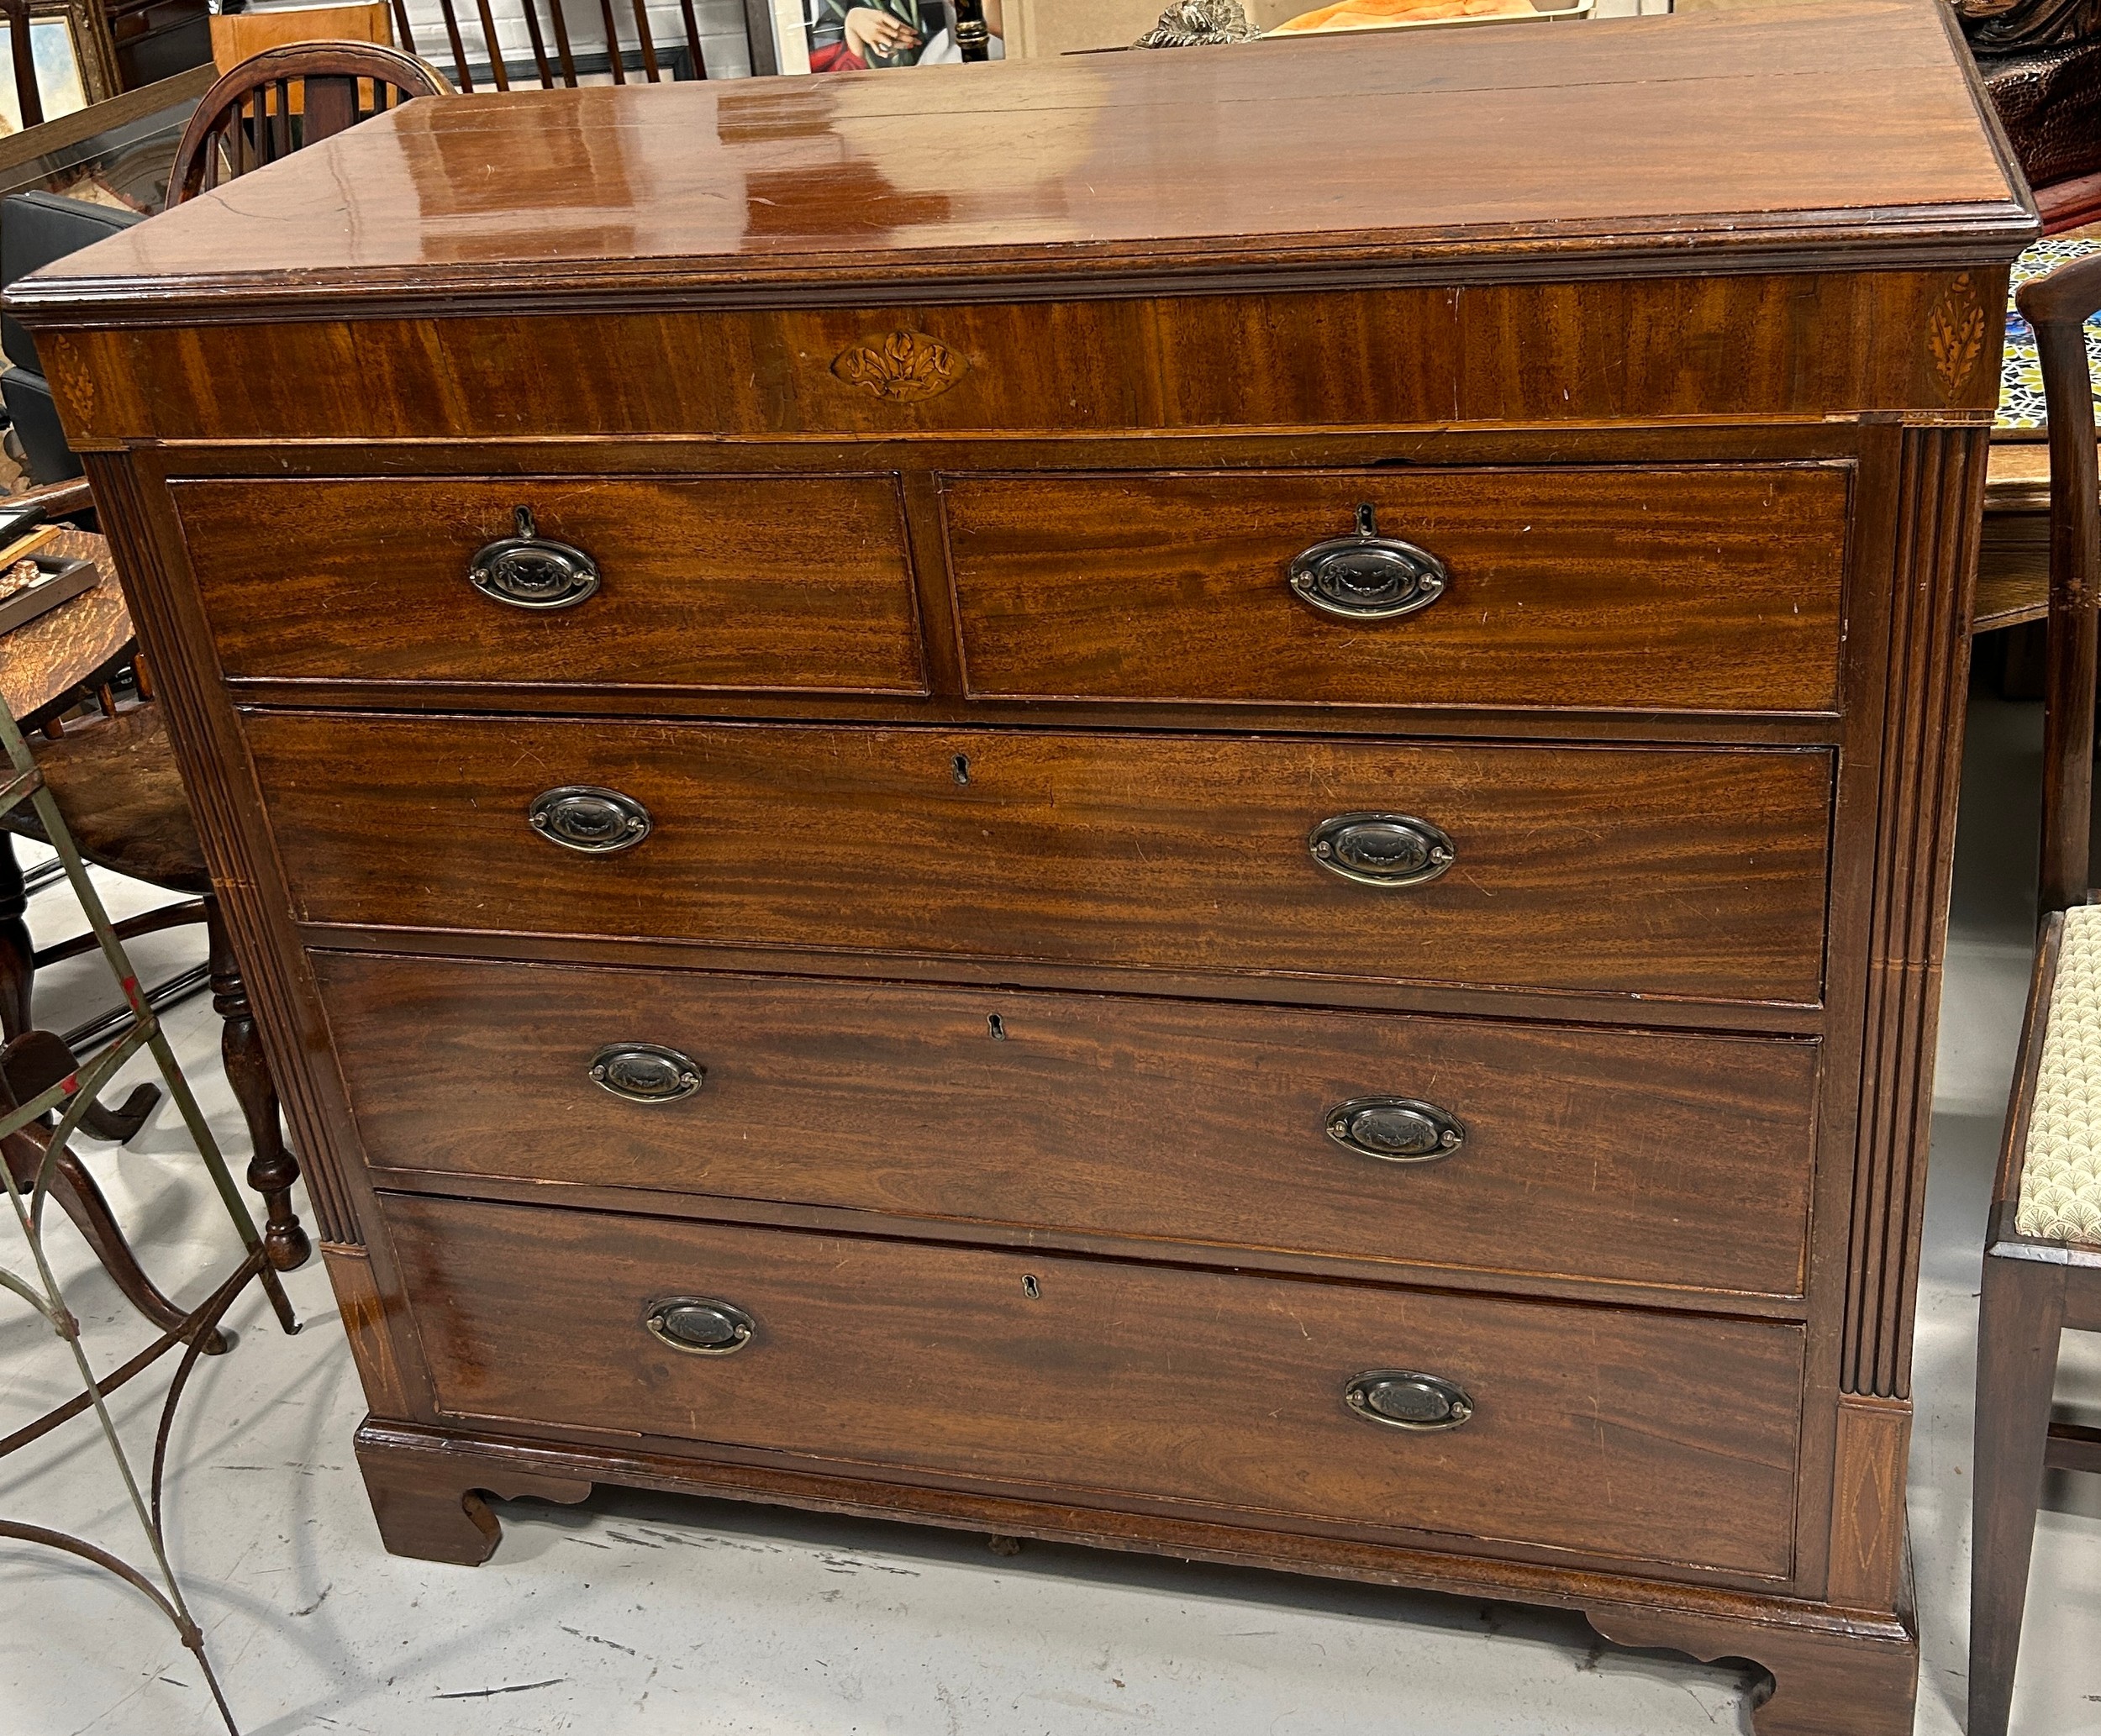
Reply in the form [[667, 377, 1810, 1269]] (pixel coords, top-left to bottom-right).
[[387, 0, 716, 90], [1971, 249, 2101, 1736], [166, 39, 452, 203]]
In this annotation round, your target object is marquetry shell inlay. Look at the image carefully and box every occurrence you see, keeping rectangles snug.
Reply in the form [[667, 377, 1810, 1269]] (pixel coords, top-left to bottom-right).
[[830, 330, 967, 402]]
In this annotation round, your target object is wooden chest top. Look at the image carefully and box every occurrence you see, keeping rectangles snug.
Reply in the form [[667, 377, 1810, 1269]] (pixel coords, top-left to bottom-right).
[[4, 0, 2029, 325]]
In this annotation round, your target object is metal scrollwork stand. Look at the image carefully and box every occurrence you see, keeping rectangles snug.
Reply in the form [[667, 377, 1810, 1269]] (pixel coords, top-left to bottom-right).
[[0, 696, 298, 1736]]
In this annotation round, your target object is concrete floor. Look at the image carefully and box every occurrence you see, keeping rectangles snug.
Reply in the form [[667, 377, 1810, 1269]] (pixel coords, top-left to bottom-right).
[[2, 689, 2097, 1733]]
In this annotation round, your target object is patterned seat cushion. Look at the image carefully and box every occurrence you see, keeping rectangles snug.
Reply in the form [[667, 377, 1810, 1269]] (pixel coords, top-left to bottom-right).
[[2020, 903, 2101, 1243]]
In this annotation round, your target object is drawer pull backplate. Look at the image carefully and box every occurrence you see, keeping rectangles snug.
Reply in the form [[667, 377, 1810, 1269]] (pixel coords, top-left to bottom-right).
[[528, 785, 652, 854], [1345, 1370, 1474, 1431], [591, 1041, 704, 1103], [645, 1297, 755, 1355], [1308, 812, 1455, 887], [469, 506, 601, 610], [1326, 1097, 1465, 1162], [1287, 502, 1448, 622]]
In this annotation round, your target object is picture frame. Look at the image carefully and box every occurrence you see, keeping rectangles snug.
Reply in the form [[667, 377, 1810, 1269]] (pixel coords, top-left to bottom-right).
[[775, 0, 1003, 71], [0, 0, 120, 133]]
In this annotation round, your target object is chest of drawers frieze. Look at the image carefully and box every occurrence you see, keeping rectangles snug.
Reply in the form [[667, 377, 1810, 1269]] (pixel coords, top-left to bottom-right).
[[9, 7, 2034, 1728]]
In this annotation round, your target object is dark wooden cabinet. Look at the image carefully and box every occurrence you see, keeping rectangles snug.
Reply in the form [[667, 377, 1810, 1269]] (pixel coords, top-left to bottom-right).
[[5, 5, 2035, 1729]]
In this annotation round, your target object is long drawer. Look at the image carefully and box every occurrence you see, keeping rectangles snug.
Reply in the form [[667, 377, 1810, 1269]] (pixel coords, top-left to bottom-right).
[[324, 952, 1819, 1298], [169, 474, 926, 695], [250, 716, 1833, 1004], [944, 465, 1850, 713], [382, 1194, 1804, 1578]]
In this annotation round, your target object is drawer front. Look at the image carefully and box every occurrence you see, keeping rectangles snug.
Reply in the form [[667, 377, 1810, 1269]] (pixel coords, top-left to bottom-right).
[[382, 1194, 1804, 1578], [252, 717, 1832, 1003], [170, 475, 925, 694], [324, 953, 1819, 1299], [944, 466, 1849, 713]]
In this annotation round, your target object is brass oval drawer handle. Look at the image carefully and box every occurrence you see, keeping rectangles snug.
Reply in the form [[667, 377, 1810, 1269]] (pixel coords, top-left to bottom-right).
[[590, 1041, 703, 1103], [1308, 812, 1454, 886], [1287, 502, 1448, 622], [1345, 1370, 1473, 1432], [1326, 1096, 1464, 1163], [528, 785, 651, 853], [469, 506, 601, 611], [645, 1297, 755, 1356]]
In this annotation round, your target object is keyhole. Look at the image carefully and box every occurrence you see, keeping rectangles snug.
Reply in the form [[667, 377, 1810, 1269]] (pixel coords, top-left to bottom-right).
[[1023, 1275, 1040, 1299], [987, 1013, 1006, 1040], [953, 754, 971, 785]]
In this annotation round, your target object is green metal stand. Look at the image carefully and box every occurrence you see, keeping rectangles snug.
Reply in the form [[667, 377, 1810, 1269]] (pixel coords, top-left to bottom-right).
[[0, 697, 299, 1735]]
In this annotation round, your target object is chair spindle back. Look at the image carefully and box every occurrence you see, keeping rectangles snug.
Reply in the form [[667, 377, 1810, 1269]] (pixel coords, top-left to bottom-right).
[[166, 42, 454, 207], [390, 0, 710, 91]]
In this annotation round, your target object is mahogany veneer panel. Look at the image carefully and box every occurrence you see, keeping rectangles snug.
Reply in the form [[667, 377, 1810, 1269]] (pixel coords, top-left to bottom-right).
[[945, 465, 1851, 713], [249, 715, 1834, 1004], [28, 271, 2002, 449], [319, 951, 1821, 1299], [170, 474, 925, 695], [382, 1192, 1806, 1579]]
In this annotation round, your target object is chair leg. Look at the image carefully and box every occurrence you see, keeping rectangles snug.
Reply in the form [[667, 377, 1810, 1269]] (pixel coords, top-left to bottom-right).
[[1970, 1249, 2067, 1736], [0, 836, 33, 1043], [2, 1125, 227, 1353], [206, 902, 310, 1272]]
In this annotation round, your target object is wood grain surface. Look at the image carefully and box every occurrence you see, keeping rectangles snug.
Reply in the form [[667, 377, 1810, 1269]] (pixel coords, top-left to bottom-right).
[[382, 1192, 1806, 1578], [318, 951, 1822, 1300], [249, 715, 1835, 1004], [171, 474, 926, 694], [4, 0, 2025, 327], [31, 271, 2006, 450], [0, 528, 129, 721], [945, 465, 1851, 713]]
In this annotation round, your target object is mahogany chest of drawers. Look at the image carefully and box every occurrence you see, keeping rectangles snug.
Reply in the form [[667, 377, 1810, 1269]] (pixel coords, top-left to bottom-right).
[[9, 5, 2034, 1728]]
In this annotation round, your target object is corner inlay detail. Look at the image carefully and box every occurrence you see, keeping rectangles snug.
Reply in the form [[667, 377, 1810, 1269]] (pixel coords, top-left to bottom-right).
[[1925, 273, 1987, 397]]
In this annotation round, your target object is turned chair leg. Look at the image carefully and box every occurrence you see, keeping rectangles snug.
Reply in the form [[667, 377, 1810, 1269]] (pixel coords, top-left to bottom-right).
[[1970, 1249, 2067, 1736], [206, 902, 309, 1272]]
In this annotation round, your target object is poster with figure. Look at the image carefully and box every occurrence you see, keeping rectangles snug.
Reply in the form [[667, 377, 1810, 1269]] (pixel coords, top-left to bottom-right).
[[805, 0, 1006, 68]]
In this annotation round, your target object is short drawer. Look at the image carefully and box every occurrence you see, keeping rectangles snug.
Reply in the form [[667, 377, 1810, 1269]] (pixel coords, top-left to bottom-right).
[[382, 1194, 1804, 1579], [169, 474, 925, 694], [250, 715, 1834, 1004], [324, 953, 1819, 1299], [943, 466, 1849, 713]]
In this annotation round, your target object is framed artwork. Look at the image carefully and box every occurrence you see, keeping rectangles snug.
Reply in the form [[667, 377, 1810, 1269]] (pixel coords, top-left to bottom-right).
[[0, 0, 119, 134], [773, 0, 1003, 71]]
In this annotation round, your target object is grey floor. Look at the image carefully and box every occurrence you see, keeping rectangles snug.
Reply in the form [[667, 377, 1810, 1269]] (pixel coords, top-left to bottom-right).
[[2, 689, 2096, 1734]]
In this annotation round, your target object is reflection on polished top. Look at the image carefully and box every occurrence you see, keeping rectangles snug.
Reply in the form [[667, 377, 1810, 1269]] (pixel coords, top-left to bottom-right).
[[9, 0, 2030, 320]]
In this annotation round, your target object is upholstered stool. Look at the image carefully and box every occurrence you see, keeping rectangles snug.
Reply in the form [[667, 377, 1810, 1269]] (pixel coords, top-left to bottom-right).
[[2019, 907, 2101, 1242]]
